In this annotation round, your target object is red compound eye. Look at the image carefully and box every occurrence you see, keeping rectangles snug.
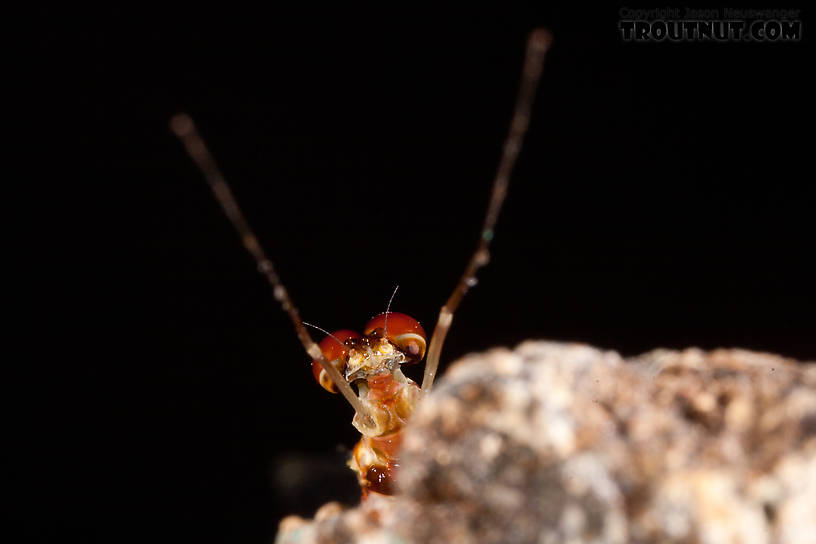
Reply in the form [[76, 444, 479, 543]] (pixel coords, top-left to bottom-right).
[[311, 329, 361, 393], [364, 312, 427, 363]]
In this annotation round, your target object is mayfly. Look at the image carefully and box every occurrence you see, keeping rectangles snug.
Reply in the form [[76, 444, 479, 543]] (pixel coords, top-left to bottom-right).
[[171, 29, 551, 498]]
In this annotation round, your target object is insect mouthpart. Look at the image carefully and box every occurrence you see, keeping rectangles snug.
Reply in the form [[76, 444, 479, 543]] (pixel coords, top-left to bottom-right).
[[344, 336, 408, 383]]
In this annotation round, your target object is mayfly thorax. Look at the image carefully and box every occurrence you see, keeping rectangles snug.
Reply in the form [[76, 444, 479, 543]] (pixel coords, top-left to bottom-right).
[[171, 29, 551, 498]]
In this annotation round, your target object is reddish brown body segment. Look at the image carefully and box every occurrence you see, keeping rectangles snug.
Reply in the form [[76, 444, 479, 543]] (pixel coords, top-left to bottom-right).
[[348, 372, 420, 496]]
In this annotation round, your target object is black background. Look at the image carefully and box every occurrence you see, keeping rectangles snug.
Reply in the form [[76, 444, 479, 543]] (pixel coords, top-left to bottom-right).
[[79, 7, 813, 543]]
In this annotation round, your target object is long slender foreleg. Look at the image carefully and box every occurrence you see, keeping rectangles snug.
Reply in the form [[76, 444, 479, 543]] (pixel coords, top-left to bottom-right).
[[422, 30, 552, 392], [171, 114, 372, 424]]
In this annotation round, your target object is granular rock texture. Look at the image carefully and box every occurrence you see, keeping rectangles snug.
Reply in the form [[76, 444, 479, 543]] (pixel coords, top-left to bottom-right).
[[275, 342, 816, 544]]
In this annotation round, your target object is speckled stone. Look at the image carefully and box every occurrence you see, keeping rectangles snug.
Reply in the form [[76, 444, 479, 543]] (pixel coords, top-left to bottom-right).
[[275, 342, 816, 544]]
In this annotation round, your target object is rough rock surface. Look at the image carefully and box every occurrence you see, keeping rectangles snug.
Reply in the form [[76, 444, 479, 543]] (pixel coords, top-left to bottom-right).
[[275, 341, 816, 544]]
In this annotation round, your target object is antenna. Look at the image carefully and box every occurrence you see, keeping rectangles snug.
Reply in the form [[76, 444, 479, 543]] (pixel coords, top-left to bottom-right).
[[303, 321, 345, 347], [383, 285, 399, 337]]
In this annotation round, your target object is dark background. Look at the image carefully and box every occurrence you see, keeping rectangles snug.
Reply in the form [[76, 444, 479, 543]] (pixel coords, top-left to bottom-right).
[[78, 7, 813, 543]]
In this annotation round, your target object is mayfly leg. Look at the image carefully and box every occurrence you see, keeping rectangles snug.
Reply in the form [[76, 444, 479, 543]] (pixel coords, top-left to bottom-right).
[[169, 114, 373, 423], [421, 29, 553, 392]]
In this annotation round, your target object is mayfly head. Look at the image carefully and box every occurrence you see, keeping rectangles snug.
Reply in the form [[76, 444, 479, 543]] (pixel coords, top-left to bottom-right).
[[310, 313, 427, 390]]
